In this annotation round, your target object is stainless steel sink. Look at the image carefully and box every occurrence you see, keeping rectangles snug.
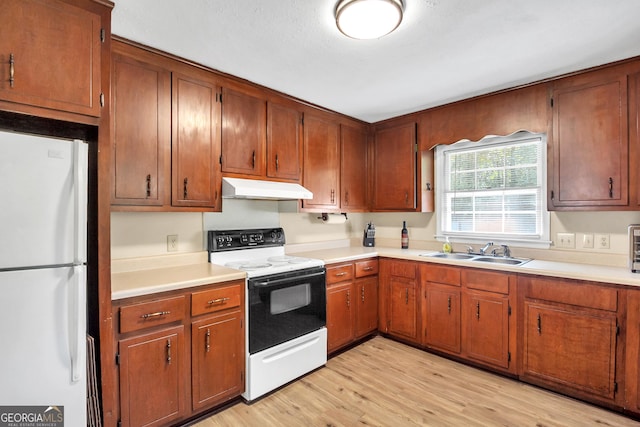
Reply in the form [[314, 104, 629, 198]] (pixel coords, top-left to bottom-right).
[[471, 256, 530, 266], [420, 252, 531, 266], [421, 252, 476, 260]]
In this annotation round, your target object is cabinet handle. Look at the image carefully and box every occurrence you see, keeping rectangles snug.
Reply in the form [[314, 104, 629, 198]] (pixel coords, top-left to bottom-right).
[[331, 189, 335, 204], [346, 289, 350, 307], [476, 302, 480, 319], [205, 328, 211, 353], [447, 296, 451, 314], [252, 150, 256, 169], [146, 174, 151, 197], [9, 53, 15, 88], [166, 339, 172, 364], [405, 288, 409, 304], [183, 177, 188, 199], [537, 313, 541, 334], [275, 154, 279, 171], [140, 310, 170, 319], [405, 191, 409, 205], [207, 297, 230, 305], [334, 272, 347, 277], [345, 191, 349, 205], [361, 285, 365, 302], [609, 177, 613, 198], [363, 266, 373, 271]]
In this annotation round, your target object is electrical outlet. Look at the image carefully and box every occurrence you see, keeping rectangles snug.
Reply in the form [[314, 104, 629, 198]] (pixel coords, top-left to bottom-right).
[[556, 233, 575, 249], [595, 234, 610, 249], [167, 234, 178, 252], [582, 233, 594, 248]]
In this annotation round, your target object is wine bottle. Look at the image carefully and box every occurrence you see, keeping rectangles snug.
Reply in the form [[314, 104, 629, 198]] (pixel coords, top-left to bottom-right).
[[401, 221, 409, 249]]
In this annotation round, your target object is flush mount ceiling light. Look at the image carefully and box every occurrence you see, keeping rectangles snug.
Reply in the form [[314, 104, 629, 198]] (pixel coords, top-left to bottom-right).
[[335, 0, 404, 40]]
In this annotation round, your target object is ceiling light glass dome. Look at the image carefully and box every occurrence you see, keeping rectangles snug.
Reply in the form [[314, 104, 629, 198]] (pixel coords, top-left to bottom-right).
[[335, 0, 404, 40]]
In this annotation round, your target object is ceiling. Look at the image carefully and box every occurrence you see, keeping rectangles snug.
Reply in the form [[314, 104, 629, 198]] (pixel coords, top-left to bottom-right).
[[111, 0, 640, 123]]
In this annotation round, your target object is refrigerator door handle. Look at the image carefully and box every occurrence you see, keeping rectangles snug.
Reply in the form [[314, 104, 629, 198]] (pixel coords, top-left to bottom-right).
[[73, 140, 88, 265], [69, 265, 85, 383]]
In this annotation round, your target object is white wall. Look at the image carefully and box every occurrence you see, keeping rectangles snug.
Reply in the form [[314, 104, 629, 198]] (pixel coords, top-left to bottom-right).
[[111, 200, 640, 268]]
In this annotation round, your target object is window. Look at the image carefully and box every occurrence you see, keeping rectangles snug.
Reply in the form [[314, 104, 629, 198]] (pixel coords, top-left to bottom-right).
[[435, 132, 550, 248]]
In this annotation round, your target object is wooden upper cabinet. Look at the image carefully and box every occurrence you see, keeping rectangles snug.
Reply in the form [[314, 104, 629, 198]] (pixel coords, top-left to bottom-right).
[[0, 0, 103, 117], [267, 102, 302, 181], [111, 46, 171, 206], [340, 124, 369, 211], [550, 67, 628, 208], [172, 71, 221, 209], [373, 122, 417, 211], [302, 114, 340, 210], [221, 88, 266, 177], [631, 71, 640, 208]]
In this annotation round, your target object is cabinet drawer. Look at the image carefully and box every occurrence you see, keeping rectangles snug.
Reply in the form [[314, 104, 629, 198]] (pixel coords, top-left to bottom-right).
[[326, 263, 354, 284], [520, 275, 617, 311], [192, 283, 243, 317], [422, 264, 460, 286], [461, 269, 509, 294], [390, 261, 417, 280], [119, 295, 186, 334], [355, 259, 378, 278]]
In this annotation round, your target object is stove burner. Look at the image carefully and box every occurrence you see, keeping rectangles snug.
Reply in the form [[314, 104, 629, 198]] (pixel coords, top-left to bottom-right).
[[226, 261, 273, 271]]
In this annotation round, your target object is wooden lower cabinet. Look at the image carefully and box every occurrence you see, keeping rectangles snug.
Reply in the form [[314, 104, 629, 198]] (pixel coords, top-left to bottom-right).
[[119, 326, 187, 427], [326, 258, 378, 353], [114, 279, 245, 427], [421, 264, 461, 354], [379, 259, 420, 345], [192, 310, 244, 411], [519, 275, 620, 406], [625, 290, 640, 412]]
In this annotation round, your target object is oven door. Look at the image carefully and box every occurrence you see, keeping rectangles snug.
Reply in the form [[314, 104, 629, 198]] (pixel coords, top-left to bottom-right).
[[247, 267, 326, 354]]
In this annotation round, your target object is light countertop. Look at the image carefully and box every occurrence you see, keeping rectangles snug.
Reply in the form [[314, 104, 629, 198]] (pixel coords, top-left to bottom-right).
[[111, 245, 640, 301]]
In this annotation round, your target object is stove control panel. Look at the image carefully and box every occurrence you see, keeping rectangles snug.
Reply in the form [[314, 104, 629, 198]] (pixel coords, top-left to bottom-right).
[[208, 228, 286, 252]]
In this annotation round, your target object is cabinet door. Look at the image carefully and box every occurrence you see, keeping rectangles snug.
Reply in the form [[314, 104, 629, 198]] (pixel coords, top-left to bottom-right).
[[388, 278, 419, 343], [327, 282, 354, 353], [172, 72, 221, 208], [119, 326, 187, 427], [302, 114, 340, 210], [355, 276, 378, 338], [463, 290, 510, 369], [423, 282, 461, 354], [551, 70, 628, 207], [340, 124, 369, 211], [267, 102, 301, 181], [192, 310, 244, 411], [0, 0, 102, 117], [625, 290, 640, 411], [221, 88, 266, 176], [373, 122, 417, 211], [111, 49, 171, 206], [523, 302, 617, 400]]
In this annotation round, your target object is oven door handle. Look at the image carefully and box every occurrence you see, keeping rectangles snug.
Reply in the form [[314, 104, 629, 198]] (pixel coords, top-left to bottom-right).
[[250, 270, 325, 288]]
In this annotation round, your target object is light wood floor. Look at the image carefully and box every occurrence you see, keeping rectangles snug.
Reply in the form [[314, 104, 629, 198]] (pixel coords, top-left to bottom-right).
[[193, 336, 640, 426]]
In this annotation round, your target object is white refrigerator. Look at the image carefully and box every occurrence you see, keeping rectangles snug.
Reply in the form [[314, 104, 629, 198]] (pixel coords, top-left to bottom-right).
[[0, 130, 88, 426]]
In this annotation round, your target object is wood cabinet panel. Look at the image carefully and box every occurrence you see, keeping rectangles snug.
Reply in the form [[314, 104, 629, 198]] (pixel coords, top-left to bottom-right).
[[119, 295, 186, 334], [302, 114, 340, 210], [327, 282, 355, 353], [373, 122, 417, 211], [340, 124, 369, 211], [523, 302, 617, 400], [423, 264, 460, 287], [388, 277, 419, 342], [267, 101, 301, 181], [172, 72, 221, 208], [355, 259, 378, 278], [463, 290, 510, 369], [326, 263, 355, 285], [423, 282, 461, 354], [118, 326, 187, 427], [111, 48, 171, 206], [461, 269, 509, 294], [0, 0, 102, 117], [625, 290, 640, 411], [520, 275, 617, 312], [221, 88, 266, 176], [192, 310, 244, 410], [355, 276, 378, 338], [551, 69, 628, 207], [191, 282, 242, 317]]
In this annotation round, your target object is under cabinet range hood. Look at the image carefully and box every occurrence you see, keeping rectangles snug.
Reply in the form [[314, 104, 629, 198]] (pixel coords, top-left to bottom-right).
[[222, 177, 313, 200]]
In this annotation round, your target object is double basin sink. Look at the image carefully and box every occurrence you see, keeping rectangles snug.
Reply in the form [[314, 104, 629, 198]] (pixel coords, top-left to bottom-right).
[[420, 252, 531, 266]]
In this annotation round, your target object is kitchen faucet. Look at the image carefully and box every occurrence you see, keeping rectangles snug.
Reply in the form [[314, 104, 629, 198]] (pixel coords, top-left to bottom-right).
[[479, 241, 494, 255]]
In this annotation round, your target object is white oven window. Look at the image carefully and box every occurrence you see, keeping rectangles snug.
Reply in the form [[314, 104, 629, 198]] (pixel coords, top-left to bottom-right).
[[270, 283, 311, 315]]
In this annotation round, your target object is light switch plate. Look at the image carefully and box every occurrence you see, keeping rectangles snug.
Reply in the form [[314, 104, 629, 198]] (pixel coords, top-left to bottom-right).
[[582, 233, 594, 248]]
